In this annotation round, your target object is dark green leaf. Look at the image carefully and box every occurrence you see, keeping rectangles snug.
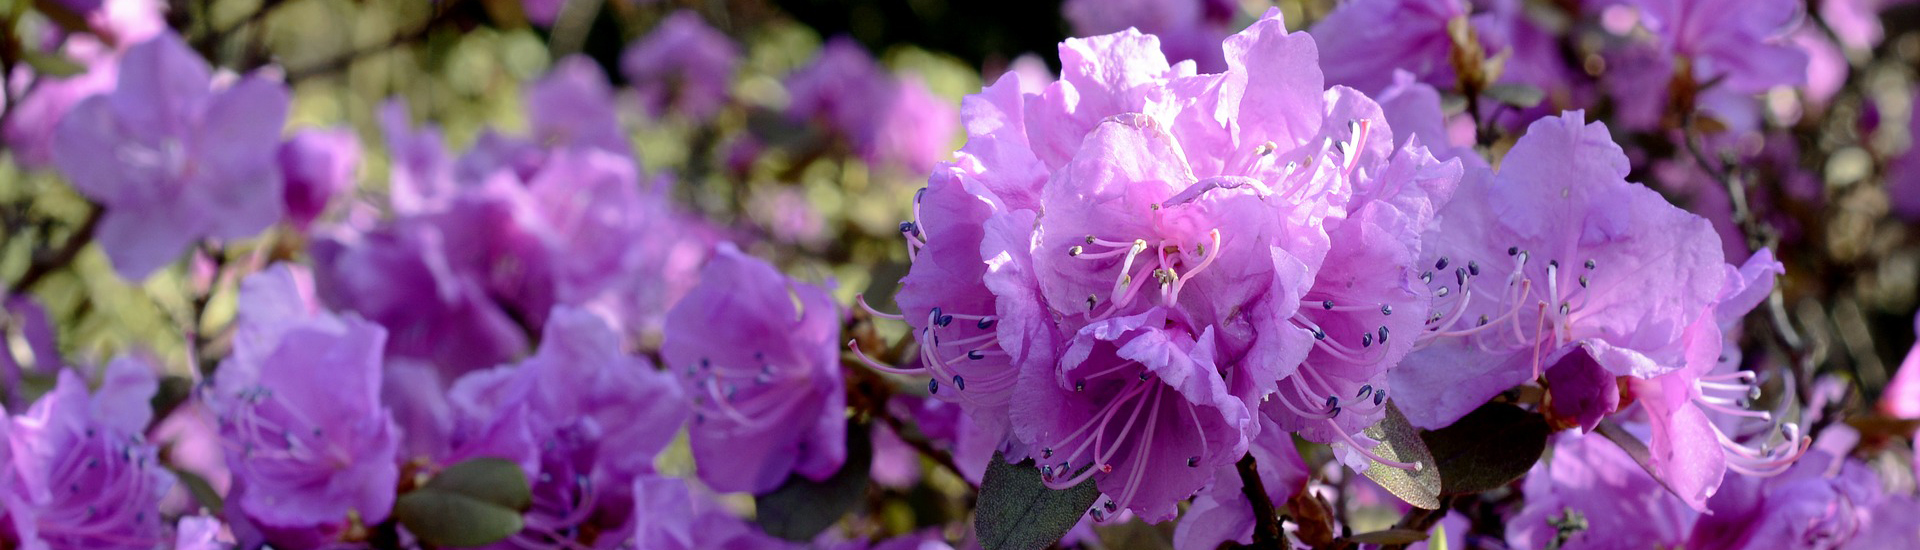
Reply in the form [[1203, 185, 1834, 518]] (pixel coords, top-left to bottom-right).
[[29, 0, 91, 34], [394, 488, 526, 548], [976, 451, 1101, 550], [755, 422, 872, 541], [1420, 402, 1549, 495], [1344, 528, 1432, 545], [394, 457, 533, 548], [1483, 83, 1545, 109], [1362, 401, 1443, 510], [22, 50, 87, 78], [422, 457, 533, 510]]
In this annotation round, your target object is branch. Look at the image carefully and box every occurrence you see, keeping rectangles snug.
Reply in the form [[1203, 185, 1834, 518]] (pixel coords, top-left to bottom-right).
[[8, 203, 103, 296], [283, 0, 465, 81], [1237, 453, 1285, 549], [1381, 495, 1455, 550]]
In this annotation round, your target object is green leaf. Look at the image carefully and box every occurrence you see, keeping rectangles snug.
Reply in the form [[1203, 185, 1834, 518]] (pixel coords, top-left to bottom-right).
[[168, 465, 224, 517], [1420, 402, 1549, 495], [1483, 83, 1545, 109], [1345, 528, 1431, 545], [755, 422, 873, 542], [22, 50, 87, 78], [394, 457, 532, 548], [1362, 401, 1443, 510], [975, 451, 1101, 550]]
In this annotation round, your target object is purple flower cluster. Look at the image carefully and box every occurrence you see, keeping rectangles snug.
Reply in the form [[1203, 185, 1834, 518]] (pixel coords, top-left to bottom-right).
[[867, 6, 1810, 532], [6, 0, 1920, 548]]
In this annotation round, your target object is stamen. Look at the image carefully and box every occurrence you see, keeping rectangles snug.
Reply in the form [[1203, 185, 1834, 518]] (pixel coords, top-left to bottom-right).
[[1381, 304, 1393, 316], [1435, 257, 1450, 270], [1469, 261, 1481, 276]]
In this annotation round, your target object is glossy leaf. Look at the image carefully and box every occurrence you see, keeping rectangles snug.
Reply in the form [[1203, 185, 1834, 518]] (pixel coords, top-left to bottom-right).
[[976, 451, 1101, 550], [755, 422, 873, 542], [1421, 402, 1549, 495]]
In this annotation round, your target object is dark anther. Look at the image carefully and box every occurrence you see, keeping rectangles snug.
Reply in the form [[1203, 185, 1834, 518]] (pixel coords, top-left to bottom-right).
[[1585, 259, 1597, 270], [1468, 261, 1481, 276], [1378, 326, 1390, 344], [1323, 300, 1336, 310], [1508, 246, 1519, 256], [1187, 456, 1200, 467], [1357, 384, 1374, 399], [899, 221, 916, 234], [954, 375, 967, 390], [1361, 332, 1373, 347], [928, 379, 940, 394], [967, 350, 985, 360], [1435, 257, 1450, 270]]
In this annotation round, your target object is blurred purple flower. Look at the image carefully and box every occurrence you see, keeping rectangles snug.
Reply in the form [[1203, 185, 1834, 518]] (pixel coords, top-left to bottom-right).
[[52, 31, 290, 279], [277, 128, 359, 232], [2, 0, 166, 168], [443, 306, 687, 548], [629, 474, 795, 549], [1061, 0, 1234, 72], [4, 358, 173, 550], [1598, 0, 1806, 131], [621, 11, 739, 121], [663, 244, 847, 494], [209, 265, 400, 542], [174, 514, 235, 550], [1508, 431, 1700, 549], [785, 38, 957, 172], [528, 56, 629, 155]]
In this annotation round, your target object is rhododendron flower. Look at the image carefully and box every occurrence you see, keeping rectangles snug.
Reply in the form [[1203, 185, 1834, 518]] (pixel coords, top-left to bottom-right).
[[785, 38, 958, 172], [527, 56, 629, 155], [1508, 431, 1702, 549], [439, 306, 686, 548], [1262, 89, 1461, 454], [3, 358, 173, 550], [1171, 417, 1310, 549], [1391, 112, 1730, 430], [1599, 0, 1807, 131], [663, 244, 846, 494], [874, 8, 1464, 520], [52, 31, 290, 279], [208, 265, 400, 543], [629, 474, 795, 549], [2, 0, 165, 168], [277, 128, 359, 231], [1061, 0, 1235, 72], [621, 11, 739, 120]]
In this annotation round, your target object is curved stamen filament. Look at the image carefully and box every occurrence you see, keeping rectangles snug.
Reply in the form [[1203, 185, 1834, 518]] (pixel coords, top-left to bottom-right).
[[856, 295, 905, 321], [1327, 417, 1422, 471]]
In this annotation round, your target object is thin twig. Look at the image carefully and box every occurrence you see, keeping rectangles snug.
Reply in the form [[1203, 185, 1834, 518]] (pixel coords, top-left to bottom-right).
[[1237, 453, 1286, 549], [7, 204, 103, 296], [283, 0, 464, 81]]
